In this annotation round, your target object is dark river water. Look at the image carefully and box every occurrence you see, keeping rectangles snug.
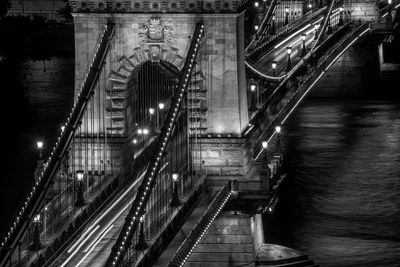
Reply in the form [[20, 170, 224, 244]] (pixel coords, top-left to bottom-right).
[[0, 56, 399, 266], [265, 100, 400, 266]]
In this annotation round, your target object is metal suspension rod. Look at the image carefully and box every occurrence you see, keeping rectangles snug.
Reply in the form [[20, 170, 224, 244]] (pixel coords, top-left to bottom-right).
[[0, 22, 115, 267], [105, 22, 204, 267], [312, 0, 337, 50]]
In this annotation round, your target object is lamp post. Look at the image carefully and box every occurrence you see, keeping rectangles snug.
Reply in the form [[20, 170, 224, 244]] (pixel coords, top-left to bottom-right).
[[338, 7, 344, 25], [30, 214, 42, 251], [272, 61, 277, 76], [254, 24, 259, 31], [135, 215, 148, 251], [75, 170, 86, 207], [249, 83, 258, 112], [149, 108, 155, 127], [143, 128, 149, 136], [285, 7, 289, 25], [36, 141, 43, 160], [275, 126, 282, 154], [261, 141, 271, 191], [271, 14, 276, 35], [286, 47, 292, 72], [138, 128, 143, 142], [158, 102, 165, 130], [301, 33, 307, 57], [314, 24, 319, 40], [170, 172, 181, 207], [262, 141, 269, 163]]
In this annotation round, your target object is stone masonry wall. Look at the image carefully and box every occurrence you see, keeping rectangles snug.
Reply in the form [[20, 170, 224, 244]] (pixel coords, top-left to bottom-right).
[[73, 12, 248, 137]]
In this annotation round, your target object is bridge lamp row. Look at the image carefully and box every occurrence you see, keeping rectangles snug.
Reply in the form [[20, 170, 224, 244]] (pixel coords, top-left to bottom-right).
[[6, 23, 111, 247], [113, 24, 204, 265]]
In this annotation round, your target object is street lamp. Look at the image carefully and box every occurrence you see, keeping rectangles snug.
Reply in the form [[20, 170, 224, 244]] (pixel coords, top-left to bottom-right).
[[143, 128, 149, 136], [135, 215, 148, 251], [149, 108, 155, 126], [249, 83, 258, 112], [285, 7, 290, 25], [30, 214, 42, 251], [261, 140, 271, 190], [271, 14, 276, 34], [36, 141, 43, 159], [272, 61, 277, 76], [158, 103, 165, 130], [286, 47, 292, 72], [339, 7, 344, 26], [275, 126, 282, 154], [314, 24, 319, 40], [301, 33, 307, 57], [170, 172, 181, 207], [75, 170, 85, 207], [132, 138, 138, 144], [262, 141, 268, 162], [254, 1, 259, 7], [254, 25, 259, 31]]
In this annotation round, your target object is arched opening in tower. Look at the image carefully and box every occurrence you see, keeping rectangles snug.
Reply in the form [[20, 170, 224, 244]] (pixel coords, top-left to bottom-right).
[[127, 60, 180, 133]]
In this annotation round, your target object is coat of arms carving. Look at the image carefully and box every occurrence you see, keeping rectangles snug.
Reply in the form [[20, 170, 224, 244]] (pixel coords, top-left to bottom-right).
[[138, 17, 173, 46]]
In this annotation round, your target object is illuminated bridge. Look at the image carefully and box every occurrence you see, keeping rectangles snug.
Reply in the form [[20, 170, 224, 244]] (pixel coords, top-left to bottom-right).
[[1, 0, 399, 266]]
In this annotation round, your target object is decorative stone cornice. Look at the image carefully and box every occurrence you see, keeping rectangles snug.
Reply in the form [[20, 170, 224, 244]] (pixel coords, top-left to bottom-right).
[[69, 0, 241, 13]]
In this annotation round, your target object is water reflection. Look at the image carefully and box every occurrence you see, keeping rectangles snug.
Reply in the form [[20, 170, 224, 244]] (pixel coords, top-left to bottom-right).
[[0, 56, 74, 232], [264, 100, 400, 266]]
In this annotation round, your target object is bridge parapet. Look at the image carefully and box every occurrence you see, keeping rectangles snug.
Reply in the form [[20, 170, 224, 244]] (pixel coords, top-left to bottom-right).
[[69, 0, 241, 13]]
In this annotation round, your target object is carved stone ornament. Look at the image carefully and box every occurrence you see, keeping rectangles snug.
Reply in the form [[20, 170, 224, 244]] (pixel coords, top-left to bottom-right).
[[138, 17, 173, 46]]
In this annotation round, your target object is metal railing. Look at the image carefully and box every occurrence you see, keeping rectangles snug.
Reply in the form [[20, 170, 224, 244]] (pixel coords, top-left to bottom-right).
[[168, 180, 233, 267], [0, 21, 115, 267], [246, 7, 327, 60], [249, 22, 370, 159]]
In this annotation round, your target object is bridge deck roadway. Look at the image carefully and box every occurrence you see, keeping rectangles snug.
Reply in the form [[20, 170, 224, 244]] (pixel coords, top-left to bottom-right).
[[51, 174, 144, 267], [252, 21, 319, 78]]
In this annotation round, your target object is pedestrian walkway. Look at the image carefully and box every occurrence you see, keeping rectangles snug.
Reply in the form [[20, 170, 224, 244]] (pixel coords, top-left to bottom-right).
[[152, 193, 211, 266]]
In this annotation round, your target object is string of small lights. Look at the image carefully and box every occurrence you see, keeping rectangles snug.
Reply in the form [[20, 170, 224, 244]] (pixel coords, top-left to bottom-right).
[[0, 22, 115, 265], [168, 181, 233, 267], [105, 22, 204, 266]]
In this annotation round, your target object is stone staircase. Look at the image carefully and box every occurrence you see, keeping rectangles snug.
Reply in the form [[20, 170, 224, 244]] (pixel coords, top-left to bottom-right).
[[185, 212, 255, 267]]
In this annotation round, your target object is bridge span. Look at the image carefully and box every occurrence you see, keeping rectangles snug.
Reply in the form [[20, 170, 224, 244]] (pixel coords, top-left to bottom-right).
[[1, 0, 399, 266]]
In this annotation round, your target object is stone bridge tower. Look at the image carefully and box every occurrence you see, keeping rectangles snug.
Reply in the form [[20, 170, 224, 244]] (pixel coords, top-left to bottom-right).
[[70, 0, 248, 136], [69, 0, 250, 176]]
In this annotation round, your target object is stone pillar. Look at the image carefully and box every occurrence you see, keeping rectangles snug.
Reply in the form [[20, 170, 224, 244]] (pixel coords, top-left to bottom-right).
[[251, 214, 265, 252]]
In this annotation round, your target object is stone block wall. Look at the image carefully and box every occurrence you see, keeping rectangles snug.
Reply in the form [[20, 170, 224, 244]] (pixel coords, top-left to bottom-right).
[[192, 137, 247, 176], [344, 0, 378, 21], [73, 12, 248, 137]]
